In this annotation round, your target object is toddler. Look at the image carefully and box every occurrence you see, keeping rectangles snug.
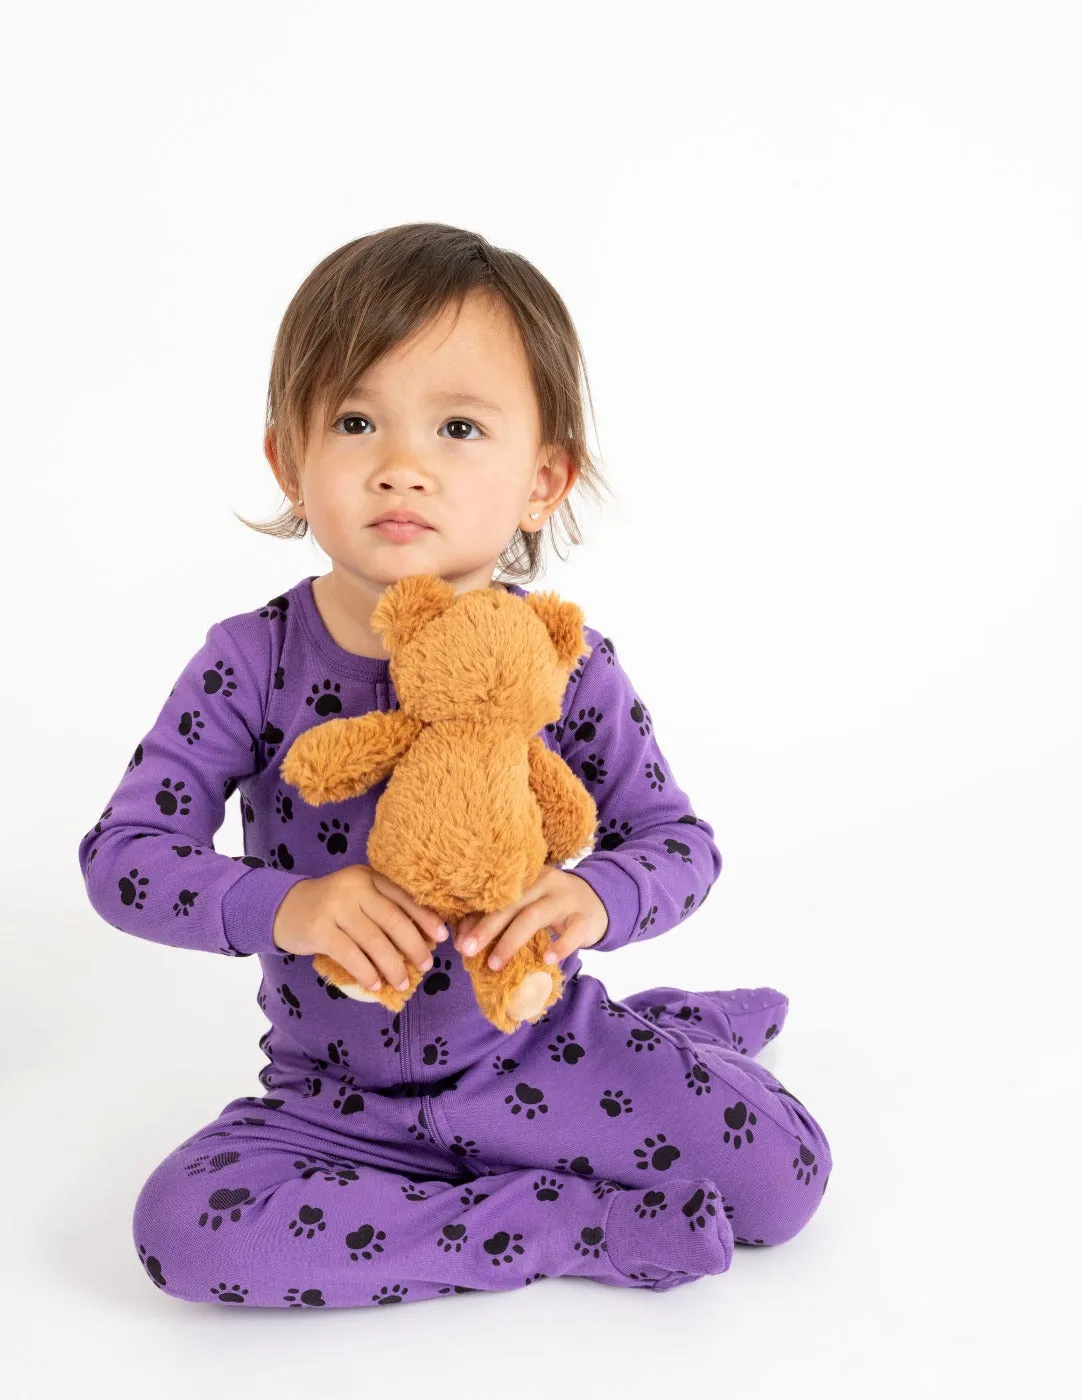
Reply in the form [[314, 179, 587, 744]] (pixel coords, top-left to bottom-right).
[[78, 222, 832, 1310]]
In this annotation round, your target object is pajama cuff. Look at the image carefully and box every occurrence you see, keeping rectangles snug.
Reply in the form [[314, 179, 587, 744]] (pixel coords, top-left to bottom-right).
[[567, 856, 641, 952], [221, 866, 309, 956]]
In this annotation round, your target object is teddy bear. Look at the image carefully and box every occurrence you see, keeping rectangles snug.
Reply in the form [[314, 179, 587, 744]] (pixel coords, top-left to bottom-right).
[[278, 573, 600, 1035]]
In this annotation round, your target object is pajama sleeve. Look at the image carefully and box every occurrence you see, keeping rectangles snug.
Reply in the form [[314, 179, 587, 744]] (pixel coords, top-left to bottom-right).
[[558, 632, 723, 953], [77, 618, 307, 958]]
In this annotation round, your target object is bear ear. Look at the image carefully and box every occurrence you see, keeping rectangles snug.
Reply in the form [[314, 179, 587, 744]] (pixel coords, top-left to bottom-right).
[[370, 573, 456, 651], [524, 591, 593, 674]]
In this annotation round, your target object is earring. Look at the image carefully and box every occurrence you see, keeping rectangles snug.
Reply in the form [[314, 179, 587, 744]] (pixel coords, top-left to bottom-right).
[[530, 512, 540, 519], [297, 497, 304, 506]]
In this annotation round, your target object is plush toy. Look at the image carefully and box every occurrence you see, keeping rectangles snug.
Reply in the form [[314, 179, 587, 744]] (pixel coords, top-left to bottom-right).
[[279, 573, 599, 1035]]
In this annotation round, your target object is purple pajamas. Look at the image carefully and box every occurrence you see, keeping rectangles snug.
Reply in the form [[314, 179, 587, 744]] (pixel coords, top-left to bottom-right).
[[80, 573, 832, 1308]]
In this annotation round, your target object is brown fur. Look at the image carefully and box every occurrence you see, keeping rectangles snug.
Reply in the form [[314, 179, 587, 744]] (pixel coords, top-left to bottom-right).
[[279, 574, 598, 1034]]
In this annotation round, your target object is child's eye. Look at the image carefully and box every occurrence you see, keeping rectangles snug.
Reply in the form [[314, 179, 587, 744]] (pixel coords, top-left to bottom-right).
[[331, 414, 485, 440]]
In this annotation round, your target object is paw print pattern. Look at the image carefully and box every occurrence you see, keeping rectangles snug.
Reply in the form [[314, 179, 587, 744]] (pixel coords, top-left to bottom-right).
[[274, 791, 294, 823], [284, 1286, 326, 1307], [682, 1184, 720, 1231], [532, 1174, 564, 1202], [685, 1059, 712, 1095], [138, 1244, 167, 1288], [118, 869, 149, 909], [198, 1187, 255, 1230], [260, 721, 285, 760], [287, 1205, 326, 1239], [373, 1284, 408, 1304], [210, 1281, 248, 1303], [306, 679, 343, 714], [483, 1230, 525, 1266], [437, 1223, 468, 1253], [154, 778, 191, 818], [573, 1225, 607, 1259], [626, 1023, 662, 1053], [722, 1102, 757, 1149], [277, 984, 302, 1020], [565, 706, 604, 744], [346, 1223, 387, 1260], [177, 711, 205, 745], [793, 1142, 820, 1186], [632, 1132, 682, 1172], [172, 889, 198, 918], [503, 1082, 548, 1119], [596, 818, 633, 850], [599, 1087, 634, 1117], [317, 818, 350, 855], [421, 1036, 449, 1068], [202, 660, 238, 697], [547, 1033, 585, 1064]]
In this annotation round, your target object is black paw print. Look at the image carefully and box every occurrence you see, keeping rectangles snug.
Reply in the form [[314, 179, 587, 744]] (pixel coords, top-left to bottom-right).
[[626, 1023, 662, 1053], [492, 1054, 521, 1076], [138, 1244, 167, 1288], [556, 1155, 595, 1177], [258, 594, 290, 621], [267, 841, 297, 871], [547, 1033, 585, 1064], [596, 818, 633, 851], [178, 711, 205, 745], [503, 1082, 548, 1119], [346, 1223, 387, 1260], [277, 984, 302, 1019], [483, 1230, 525, 1266], [287, 1205, 326, 1239], [325, 1038, 350, 1069], [155, 778, 191, 818], [573, 1225, 606, 1259], [629, 695, 652, 735], [661, 836, 693, 862], [274, 792, 295, 823], [643, 760, 667, 792], [792, 1142, 820, 1186], [578, 752, 609, 786], [173, 889, 198, 918], [437, 1223, 468, 1253], [260, 721, 285, 759], [184, 1150, 240, 1176], [634, 905, 659, 939], [284, 1286, 326, 1307], [202, 660, 238, 697], [301, 1076, 323, 1097], [599, 1087, 634, 1117], [333, 1081, 365, 1116], [118, 868, 149, 909], [420, 955, 453, 994], [210, 1281, 248, 1303], [632, 1132, 682, 1172], [566, 706, 603, 743], [198, 1187, 255, 1230], [685, 1058, 712, 1095], [307, 679, 343, 714], [682, 1185, 720, 1232], [533, 1174, 563, 1202], [373, 1284, 408, 1304], [633, 1189, 669, 1220], [421, 1035, 449, 1068], [722, 1101, 757, 1149], [446, 1134, 481, 1162], [317, 818, 350, 855]]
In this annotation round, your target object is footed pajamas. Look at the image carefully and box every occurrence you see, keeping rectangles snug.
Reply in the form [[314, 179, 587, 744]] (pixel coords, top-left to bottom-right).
[[78, 573, 832, 1309]]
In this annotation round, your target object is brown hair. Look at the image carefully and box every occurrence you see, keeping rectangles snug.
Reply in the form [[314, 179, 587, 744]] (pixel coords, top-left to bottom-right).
[[234, 221, 613, 584]]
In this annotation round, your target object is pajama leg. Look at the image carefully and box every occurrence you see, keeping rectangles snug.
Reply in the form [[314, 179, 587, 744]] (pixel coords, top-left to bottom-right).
[[435, 974, 833, 1256], [132, 1091, 732, 1308]]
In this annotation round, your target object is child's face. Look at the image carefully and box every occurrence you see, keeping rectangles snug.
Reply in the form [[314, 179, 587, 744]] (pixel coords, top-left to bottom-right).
[[280, 289, 571, 599]]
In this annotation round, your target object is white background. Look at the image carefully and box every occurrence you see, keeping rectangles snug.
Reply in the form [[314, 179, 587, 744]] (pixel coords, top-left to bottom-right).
[[3, 1, 1079, 1395]]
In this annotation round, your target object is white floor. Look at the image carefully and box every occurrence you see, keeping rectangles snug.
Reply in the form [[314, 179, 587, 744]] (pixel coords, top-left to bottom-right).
[[8, 775, 1074, 1399]]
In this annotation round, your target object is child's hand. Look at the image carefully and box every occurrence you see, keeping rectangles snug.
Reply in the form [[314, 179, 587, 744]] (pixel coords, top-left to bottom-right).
[[453, 866, 609, 969]]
